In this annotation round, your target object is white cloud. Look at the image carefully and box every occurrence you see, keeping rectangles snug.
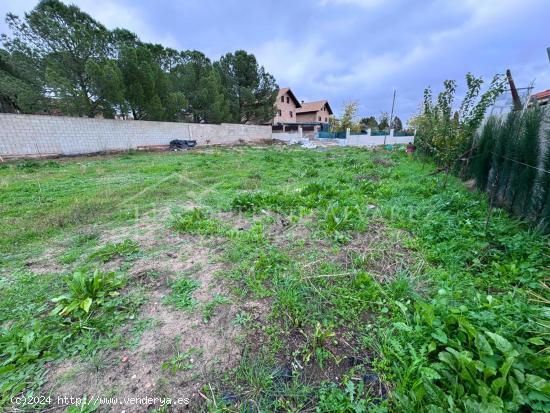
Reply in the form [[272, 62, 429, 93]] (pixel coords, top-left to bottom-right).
[[71, 0, 181, 49], [0, 0, 38, 35], [254, 37, 344, 96], [0, 0, 181, 49]]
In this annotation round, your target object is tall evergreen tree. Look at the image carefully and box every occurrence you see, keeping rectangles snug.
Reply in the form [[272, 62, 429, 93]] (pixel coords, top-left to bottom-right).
[[535, 127, 550, 230], [509, 108, 542, 214], [170, 51, 229, 123], [470, 116, 499, 191], [194, 70, 230, 123], [215, 50, 277, 124], [492, 110, 521, 202], [378, 112, 390, 130], [359, 116, 378, 130], [0, 47, 45, 113], [3, 0, 122, 117], [392, 116, 403, 131], [117, 45, 171, 120]]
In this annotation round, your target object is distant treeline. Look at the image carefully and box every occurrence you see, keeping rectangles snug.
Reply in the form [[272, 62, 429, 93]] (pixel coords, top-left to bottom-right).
[[0, 0, 278, 124]]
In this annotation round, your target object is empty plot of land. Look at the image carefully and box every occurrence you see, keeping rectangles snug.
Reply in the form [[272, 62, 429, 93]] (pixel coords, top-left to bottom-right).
[[1, 146, 547, 412]]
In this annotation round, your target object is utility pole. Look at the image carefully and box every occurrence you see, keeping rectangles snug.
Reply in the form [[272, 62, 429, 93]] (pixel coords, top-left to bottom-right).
[[384, 90, 396, 146], [506, 69, 522, 111]]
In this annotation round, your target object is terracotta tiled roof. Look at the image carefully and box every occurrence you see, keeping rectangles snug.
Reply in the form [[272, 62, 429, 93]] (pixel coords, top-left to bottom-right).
[[278, 88, 301, 107], [532, 89, 550, 100], [296, 100, 333, 115]]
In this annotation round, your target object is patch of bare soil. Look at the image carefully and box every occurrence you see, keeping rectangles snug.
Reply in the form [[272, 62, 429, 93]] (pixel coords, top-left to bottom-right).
[[23, 255, 65, 275], [216, 212, 252, 232], [355, 174, 380, 182], [335, 222, 413, 283], [45, 214, 269, 412], [270, 324, 388, 403], [269, 214, 324, 252], [373, 157, 394, 167]]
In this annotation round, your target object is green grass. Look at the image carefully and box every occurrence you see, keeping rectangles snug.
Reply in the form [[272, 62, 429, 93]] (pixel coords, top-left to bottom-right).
[[163, 276, 200, 310], [0, 147, 548, 412]]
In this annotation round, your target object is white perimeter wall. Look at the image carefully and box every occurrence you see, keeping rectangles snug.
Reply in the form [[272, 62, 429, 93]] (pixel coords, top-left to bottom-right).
[[0, 113, 272, 156], [345, 135, 414, 147]]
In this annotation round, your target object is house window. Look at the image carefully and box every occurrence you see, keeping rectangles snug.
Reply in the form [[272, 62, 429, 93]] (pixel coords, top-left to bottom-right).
[[289, 111, 293, 117], [281, 96, 284, 103], [325, 117, 328, 122], [318, 116, 321, 121], [278, 109, 282, 116], [286, 96, 289, 104]]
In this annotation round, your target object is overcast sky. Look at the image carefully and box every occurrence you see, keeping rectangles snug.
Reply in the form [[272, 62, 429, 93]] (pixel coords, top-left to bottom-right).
[[1, 0, 549, 122]]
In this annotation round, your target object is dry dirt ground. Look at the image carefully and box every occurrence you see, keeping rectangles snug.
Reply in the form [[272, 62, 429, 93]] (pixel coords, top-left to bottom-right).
[[40, 205, 414, 412], [43, 210, 268, 412]]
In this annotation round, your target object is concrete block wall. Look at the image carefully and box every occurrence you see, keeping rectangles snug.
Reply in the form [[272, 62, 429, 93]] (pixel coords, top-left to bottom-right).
[[0, 114, 272, 157]]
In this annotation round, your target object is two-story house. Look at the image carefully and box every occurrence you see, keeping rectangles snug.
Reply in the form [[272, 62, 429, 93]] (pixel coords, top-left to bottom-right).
[[296, 100, 333, 124], [272, 88, 333, 132], [273, 88, 302, 124]]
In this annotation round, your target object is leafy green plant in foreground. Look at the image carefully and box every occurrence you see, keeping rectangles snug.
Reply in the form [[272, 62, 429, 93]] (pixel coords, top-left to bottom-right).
[[50, 269, 125, 317], [0, 269, 141, 408], [321, 201, 366, 242]]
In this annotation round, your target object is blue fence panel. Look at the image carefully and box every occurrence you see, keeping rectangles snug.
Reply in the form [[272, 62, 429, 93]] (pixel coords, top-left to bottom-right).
[[370, 130, 389, 136], [317, 131, 347, 139]]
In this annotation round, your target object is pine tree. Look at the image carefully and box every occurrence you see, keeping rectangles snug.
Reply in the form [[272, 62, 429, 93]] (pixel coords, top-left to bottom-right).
[[392, 116, 403, 131], [4, 0, 117, 117]]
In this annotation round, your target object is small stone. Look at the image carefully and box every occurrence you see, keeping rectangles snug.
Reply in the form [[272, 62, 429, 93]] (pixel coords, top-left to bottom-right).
[[131, 374, 137, 379], [121, 356, 128, 363]]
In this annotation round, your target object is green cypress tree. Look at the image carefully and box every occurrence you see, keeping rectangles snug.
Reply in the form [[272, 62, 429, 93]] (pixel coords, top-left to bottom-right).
[[488, 111, 510, 202], [495, 111, 522, 205], [509, 108, 542, 215], [470, 116, 499, 191], [536, 127, 550, 232]]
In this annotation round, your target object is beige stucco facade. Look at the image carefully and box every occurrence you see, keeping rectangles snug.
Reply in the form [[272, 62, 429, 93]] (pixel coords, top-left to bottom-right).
[[273, 88, 300, 124], [296, 102, 332, 124]]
